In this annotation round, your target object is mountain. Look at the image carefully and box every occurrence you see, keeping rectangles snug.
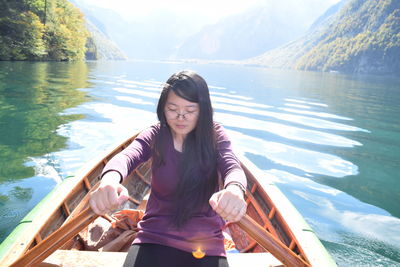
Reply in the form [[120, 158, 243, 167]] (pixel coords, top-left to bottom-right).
[[248, 0, 400, 74], [108, 10, 200, 60], [69, 0, 340, 60], [106, 11, 210, 60], [70, 1, 208, 60], [308, 0, 347, 31], [69, 0, 127, 60], [84, 20, 127, 60], [175, 0, 339, 60]]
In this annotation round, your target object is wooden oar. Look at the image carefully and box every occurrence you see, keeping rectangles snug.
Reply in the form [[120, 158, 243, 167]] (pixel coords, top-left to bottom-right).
[[9, 206, 98, 267], [237, 215, 311, 267]]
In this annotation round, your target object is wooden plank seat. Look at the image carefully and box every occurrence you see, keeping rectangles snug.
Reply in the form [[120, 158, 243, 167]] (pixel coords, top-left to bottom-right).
[[227, 252, 283, 267], [42, 250, 127, 267]]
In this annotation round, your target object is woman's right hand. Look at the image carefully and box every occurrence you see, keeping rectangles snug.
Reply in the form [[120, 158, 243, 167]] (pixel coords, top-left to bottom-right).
[[89, 171, 129, 215]]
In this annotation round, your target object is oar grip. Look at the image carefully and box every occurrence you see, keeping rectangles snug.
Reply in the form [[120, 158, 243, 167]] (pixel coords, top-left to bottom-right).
[[237, 215, 311, 267]]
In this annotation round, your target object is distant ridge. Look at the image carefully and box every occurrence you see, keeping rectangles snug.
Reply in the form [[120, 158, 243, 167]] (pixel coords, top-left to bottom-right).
[[84, 20, 127, 60], [69, 0, 127, 60], [175, 1, 334, 60], [248, 0, 400, 74]]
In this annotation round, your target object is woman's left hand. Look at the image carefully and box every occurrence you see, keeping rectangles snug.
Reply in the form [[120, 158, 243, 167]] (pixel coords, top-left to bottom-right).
[[209, 184, 247, 222]]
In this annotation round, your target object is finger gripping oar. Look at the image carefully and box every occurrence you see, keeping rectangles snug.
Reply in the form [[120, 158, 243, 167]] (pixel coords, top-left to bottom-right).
[[237, 215, 311, 267]]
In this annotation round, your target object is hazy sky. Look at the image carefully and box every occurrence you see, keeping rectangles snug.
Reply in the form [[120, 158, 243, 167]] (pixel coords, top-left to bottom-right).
[[80, 0, 342, 25], [80, 0, 275, 22]]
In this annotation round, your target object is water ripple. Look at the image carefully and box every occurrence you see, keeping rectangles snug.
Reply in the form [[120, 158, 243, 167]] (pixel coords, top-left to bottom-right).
[[279, 107, 352, 120], [284, 103, 312, 109], [293, 190, 400, 249], [211, 96, 272, 109], [214, 103, 368, 132], [285, 98, 328, 107], [217, 112, 362, 147], [117, 80, 163, 88], [113, 87, 160, 99], [54, 103, 156, 176], [116, 96, 155, 106], [210, 92, 253, 101], [228, 130, 358, 177]]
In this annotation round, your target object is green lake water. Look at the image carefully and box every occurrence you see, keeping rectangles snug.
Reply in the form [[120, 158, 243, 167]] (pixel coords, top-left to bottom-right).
[[0, 60, 399, 266]]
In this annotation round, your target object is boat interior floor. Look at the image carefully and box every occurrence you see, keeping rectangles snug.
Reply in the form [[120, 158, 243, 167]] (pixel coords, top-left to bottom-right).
[[40, 249, 284, 267]]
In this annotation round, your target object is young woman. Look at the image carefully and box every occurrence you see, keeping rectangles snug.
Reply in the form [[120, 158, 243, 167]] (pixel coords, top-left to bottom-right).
[[89, 70, 247, 267]]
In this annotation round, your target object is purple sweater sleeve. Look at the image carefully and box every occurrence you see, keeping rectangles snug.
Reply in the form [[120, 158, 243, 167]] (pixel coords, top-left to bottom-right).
[[101, 125, 159, 182], [215, 123, 247, 189]]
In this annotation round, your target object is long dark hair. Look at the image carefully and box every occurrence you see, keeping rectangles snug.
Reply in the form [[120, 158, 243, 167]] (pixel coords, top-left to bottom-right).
[[153, 70, 218, 228]]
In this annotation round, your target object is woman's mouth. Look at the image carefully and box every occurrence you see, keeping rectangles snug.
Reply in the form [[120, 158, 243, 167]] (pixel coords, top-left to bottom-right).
[[175, 124, 186, 129]]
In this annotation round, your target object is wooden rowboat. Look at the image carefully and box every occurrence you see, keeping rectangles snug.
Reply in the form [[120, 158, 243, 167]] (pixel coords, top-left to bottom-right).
[[0, 131, 337, 267]]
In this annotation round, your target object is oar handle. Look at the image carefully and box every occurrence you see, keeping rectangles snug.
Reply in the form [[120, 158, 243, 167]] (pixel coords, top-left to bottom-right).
[[10, 207, 98, 267], [237, 215, 311, 267]]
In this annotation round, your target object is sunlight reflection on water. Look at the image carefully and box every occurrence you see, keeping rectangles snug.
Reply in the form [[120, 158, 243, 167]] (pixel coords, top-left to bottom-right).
[[41, 76, 366, 180], [51, 103, 156, 176], [227, 130, 358, 177], [216, 112, 362, 147], [214, 102, 368, 132], [278, 107, 352, 120], [285, 98, 328, 107]]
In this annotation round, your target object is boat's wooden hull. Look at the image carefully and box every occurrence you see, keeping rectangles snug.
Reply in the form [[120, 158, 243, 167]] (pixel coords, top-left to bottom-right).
[[0, 131, 336, 267]]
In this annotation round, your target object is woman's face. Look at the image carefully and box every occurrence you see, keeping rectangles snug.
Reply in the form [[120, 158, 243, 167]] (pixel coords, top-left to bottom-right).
[[164, 90, 199, 138]]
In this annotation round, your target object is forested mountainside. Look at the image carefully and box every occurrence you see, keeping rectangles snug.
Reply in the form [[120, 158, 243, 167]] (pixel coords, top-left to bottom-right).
[[0, 0, 88, 61], [308, 0, 347, 31], [0, 0, 126, 61], [248, 0, 400, 74]]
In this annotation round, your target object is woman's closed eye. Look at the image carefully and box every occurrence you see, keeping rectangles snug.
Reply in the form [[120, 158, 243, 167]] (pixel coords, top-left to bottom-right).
[[167, 107, 197, 114], [167, 107, 177, 112]]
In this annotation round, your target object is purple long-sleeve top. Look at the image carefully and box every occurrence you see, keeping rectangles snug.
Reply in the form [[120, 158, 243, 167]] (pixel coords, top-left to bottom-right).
[[101, 123, 246, 257]]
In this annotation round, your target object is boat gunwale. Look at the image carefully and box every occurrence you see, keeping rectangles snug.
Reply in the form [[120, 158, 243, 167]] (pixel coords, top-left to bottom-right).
[[238, 156, 337, 266], [240, 161, 306, 258]]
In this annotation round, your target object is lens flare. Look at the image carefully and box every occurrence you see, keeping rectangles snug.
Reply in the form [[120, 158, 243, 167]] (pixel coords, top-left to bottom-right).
[[192, 247, 205, 259]]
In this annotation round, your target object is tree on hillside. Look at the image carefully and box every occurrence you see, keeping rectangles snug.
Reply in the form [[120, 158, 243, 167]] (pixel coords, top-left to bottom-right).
[[0, 11, 46, 60], [0, 0, 89, 61]]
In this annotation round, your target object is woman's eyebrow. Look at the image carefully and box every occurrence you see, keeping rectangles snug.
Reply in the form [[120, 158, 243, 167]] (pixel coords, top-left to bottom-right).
[[166, 102, 198, 108], [185, 104, 198, 108]]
